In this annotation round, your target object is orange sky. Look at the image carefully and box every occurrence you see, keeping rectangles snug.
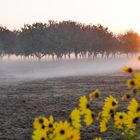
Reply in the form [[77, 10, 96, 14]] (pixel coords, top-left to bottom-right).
[[0, 0, 140, 33]]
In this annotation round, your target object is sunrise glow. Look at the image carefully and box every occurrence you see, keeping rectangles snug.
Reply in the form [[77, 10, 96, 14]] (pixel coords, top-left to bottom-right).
[[0, 0, 140, 33]]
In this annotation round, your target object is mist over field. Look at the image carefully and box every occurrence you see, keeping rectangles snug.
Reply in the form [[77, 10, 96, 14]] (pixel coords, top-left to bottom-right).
[[0, 21, 140, 86], [0, 56, 138, 85]]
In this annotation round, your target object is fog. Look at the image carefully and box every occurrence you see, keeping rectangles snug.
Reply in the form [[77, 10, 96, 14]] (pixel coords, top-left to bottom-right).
[[0, 57, 138, 85]]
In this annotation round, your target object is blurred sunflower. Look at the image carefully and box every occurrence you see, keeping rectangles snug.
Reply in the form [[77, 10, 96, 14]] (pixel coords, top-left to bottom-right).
[[123, 66, 133, 73], [89, 89, 100, 101], [94, 137, 102, 140], [126, 79, 135, 88], [100, 119, 108, 132], [70, 108, 81, 129], [79, 96, 90, 114], [132, 88, 138, 94], [121, 93, 131, 101], [84, 109, 94, 126], [134, 73, 140, 88], [127, 98, 140, 113]]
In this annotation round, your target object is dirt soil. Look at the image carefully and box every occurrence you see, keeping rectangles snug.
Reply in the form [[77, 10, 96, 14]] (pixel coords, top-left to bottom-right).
[[0, 75, 131, 140]]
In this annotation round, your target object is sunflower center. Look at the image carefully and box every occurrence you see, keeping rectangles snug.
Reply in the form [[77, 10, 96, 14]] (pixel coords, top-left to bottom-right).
[[119, 115, 123, 119], [95, 93, 99, 98], [71, 135, 74, 138], [92, 113, 95, 118], [126, 94, 130, 98], [112, 101, 116, 106], [69, 118, 72, 123], [39, 119, 44, 124], [110, 109, 114, 114], [133, 117, 139, 124], [133, 88, 137, 94], [41, 125, 45, 129], [137, 107, 140, 112], [128, 68, 132, 73], [111, 113, 114, 118], [49, 123, 53, 128], [86, 104, 90, 109], [60, 129, 65, 135], [110, 109, 114, 118], [130, 80, 135, 86], [41, 137, 45, 140]]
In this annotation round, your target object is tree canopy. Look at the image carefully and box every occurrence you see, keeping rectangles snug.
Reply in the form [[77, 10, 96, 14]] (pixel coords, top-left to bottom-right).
[[0, 21, 140, 60]]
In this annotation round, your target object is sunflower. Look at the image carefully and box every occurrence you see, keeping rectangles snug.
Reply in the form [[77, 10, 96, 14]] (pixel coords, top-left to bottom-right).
[[132, 88, 138, 94], [134, 73, 140, 88], [124, 112, 140, 130], [100, 119, 108, 132], [79, 96, 89, 114], [70, 108, 81, 129], [114, 112, 126, 129], [121, 93, 131, 101], [127, 98, 140, 113], [47, 116, 54, 130], [70, 129, 80, 140], [124, 98, 140, 130], [32, 129, 48, 140], [89, 89, 100, 101], [44, 116, 55, 139], [84, 109, 94, 126], [126, 79, 135, 88], [101, 96, 118, 120], [33, 116, 49, 130], [123, 66, 133, 73], [104, 96, 118, 109], [53, 121, 72, 140], [94, 137, 102, 140], [102, 107, 115, 120]]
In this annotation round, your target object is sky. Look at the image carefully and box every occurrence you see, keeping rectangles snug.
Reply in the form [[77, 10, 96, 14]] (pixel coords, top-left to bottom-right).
[[0, 0, 140, 33]]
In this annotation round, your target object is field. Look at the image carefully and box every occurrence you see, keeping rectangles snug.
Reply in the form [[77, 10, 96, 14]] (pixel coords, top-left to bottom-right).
[[0, 74, 129, 140]]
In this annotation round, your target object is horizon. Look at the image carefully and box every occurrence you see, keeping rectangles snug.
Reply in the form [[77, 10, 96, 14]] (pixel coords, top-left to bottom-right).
[[0, 0, 140, 34], [0, 20, 140, 35]]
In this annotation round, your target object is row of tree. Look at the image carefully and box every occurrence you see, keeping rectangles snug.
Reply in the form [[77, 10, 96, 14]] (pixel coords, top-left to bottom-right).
[[0, 21, 140, 60]]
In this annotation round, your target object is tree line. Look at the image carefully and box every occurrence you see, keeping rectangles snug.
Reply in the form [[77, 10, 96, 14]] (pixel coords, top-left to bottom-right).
[[0, 21, 140, 60]]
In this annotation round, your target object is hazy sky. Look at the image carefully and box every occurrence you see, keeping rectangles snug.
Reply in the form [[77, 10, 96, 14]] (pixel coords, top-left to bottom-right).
[[0, 0, 140, 33]]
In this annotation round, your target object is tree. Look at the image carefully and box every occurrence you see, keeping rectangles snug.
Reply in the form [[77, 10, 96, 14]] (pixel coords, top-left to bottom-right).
[[17, 23, 48, 59], [118, 31, 140, 54], [0, 26, 16, 57]]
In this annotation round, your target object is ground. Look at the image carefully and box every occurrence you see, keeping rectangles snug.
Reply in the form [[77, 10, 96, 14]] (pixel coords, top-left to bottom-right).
[[0, 75, 130, 140]]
